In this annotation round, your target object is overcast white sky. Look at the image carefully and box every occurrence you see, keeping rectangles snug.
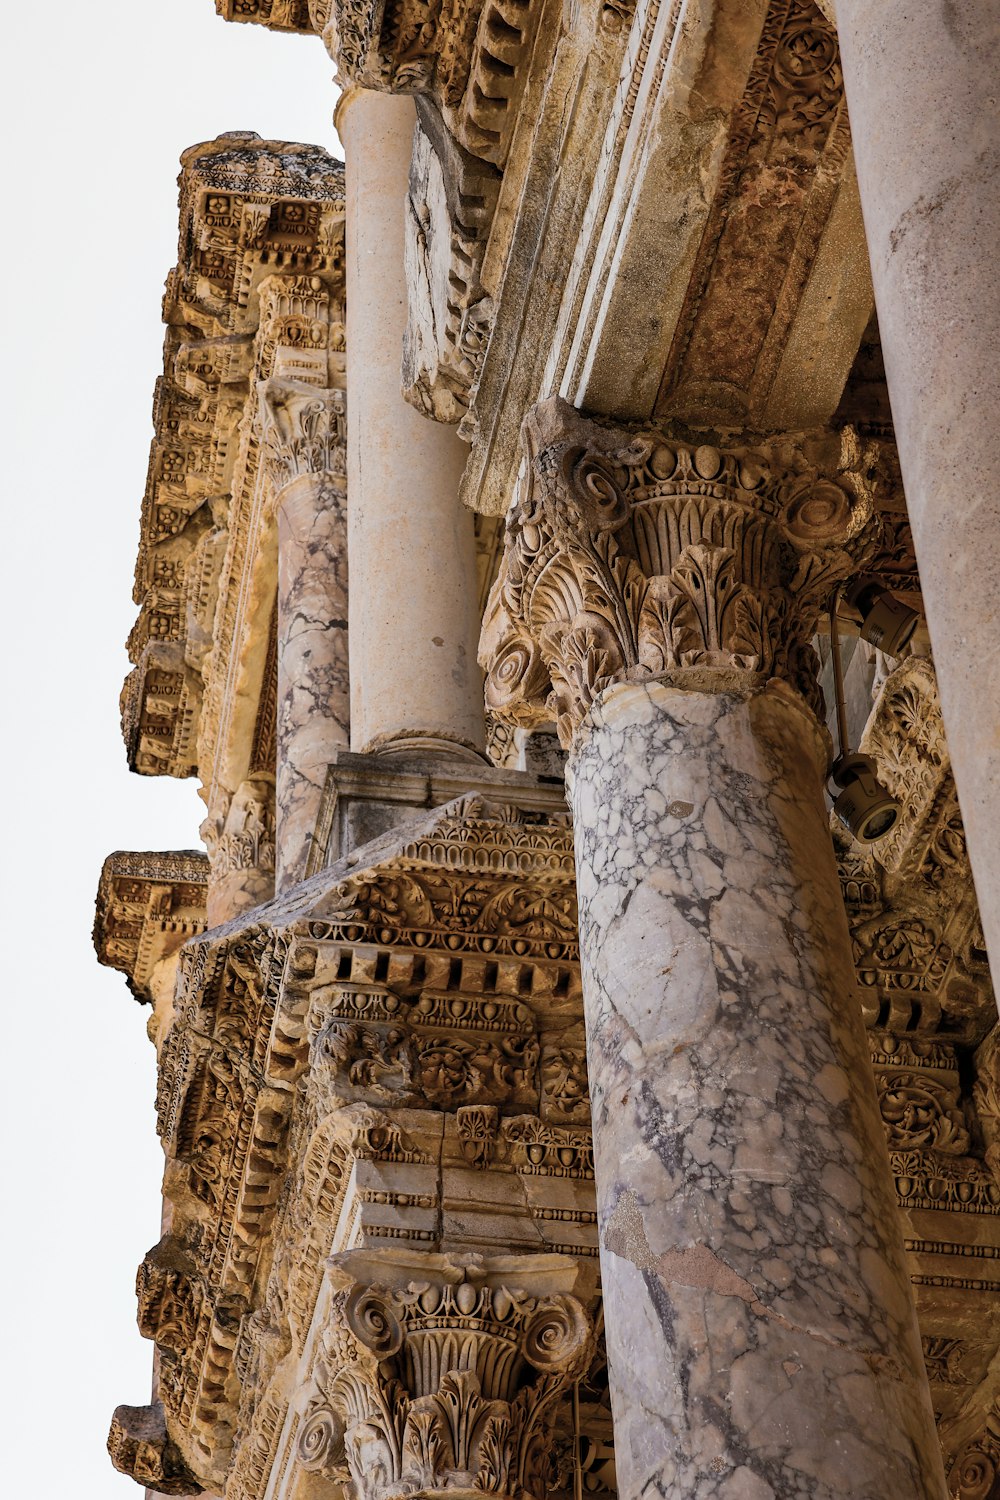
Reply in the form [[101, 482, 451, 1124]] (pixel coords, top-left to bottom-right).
[[1, 5, 338, 1491]]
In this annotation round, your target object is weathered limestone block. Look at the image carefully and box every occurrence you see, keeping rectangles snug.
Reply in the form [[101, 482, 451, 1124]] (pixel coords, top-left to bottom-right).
[[108, 1401, 202, 1495]]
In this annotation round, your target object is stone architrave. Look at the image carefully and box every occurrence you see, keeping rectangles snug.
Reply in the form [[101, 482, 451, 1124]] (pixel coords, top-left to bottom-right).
[[481, 396, 946, 1498], [835, 0, 1000, 990], [259, 378, 350, 890]]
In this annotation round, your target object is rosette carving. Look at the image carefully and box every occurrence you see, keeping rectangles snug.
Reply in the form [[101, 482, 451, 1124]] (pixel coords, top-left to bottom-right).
[[301, 1250, 596, 1500], [947, 1408, 1000, 1500], [480, 397, 881, 745]]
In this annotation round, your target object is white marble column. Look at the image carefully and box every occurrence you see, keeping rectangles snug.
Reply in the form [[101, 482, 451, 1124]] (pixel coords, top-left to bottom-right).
[[481, 398, 946, 1499], [260, 380, 350, 889], [569, 678, 943, 1498], [336, 87, 485, 760], [836, 1, 1000, 983]]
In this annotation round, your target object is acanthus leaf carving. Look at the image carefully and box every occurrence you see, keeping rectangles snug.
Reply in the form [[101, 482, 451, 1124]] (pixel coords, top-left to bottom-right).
[[480, 397, 879, 745], [298, 1251, 596, 1500], [258, 378, 347, 494]]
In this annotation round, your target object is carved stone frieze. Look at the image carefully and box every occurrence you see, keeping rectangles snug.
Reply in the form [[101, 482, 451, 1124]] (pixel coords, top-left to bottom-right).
[[202, 776, 277, 924], [214, 0, 315, 34], [296, 1249, 595, 1500], [327, 0, 542, 168], [840, 659, 993, 1039], [481, 396, 880, 744], [115, 796, 597, 1497], [851, 718, 1000, 1478], [656, 0, 855, 428]]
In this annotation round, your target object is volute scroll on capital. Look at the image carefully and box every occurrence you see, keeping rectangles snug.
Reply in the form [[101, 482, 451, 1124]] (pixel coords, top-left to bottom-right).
[[480, 396, 883, 747], [257, 377, 348, 496]]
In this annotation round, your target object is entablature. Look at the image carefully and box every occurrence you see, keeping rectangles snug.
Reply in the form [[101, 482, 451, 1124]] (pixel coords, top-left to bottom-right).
[[94, 849, 209, 1003], [112, 794, 593, 1495], [122, 133, 345, 788]]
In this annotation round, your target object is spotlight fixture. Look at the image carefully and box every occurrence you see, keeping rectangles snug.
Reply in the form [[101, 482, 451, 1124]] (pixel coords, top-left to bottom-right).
[[830, 751, 900, 844], [844, 575, 920, 657], [828, 593, 900, 844]]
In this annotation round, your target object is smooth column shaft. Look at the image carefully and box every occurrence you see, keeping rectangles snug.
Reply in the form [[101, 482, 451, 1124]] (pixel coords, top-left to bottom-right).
[[568, 679, 945, 1499], [837, 1, 1000, 982], [275, 474, 349, 888], [339, 88, 485, 758]]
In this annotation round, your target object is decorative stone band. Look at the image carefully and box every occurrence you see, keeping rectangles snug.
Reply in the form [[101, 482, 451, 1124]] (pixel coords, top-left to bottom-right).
[[480, 396, 882, 746], [296, 1248, 596, 1500], [257, 378, 347, 496]]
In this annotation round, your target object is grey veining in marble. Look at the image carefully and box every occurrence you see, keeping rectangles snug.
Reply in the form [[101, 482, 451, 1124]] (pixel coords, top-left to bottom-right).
[[276, 473, 350, 890], [567, 677, 945, 1499]]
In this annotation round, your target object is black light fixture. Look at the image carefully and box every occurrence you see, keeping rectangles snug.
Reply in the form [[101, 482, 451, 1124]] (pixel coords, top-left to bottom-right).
[[844, 575, 920, 657], [828, 593, 900, 844]]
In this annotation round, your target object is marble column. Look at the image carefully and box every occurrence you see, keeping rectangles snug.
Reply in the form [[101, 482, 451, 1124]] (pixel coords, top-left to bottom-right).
[[570, 678, 942, 1498], [336, 87, 485, 760], [836, 1, 1000, 985], [481, 398, 946, 1499], [260, 379, 350, 889]]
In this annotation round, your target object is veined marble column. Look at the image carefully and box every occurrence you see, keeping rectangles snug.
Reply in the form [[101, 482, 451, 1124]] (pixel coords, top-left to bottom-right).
[[482, 398, 946, 1499], [836, 1, 1000, 985], [260, 379, 350, 889], [336, 87, 485, 760]]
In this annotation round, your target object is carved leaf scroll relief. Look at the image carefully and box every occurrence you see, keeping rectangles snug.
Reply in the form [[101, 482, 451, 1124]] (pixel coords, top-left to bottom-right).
[[480, 397, 880, 745]]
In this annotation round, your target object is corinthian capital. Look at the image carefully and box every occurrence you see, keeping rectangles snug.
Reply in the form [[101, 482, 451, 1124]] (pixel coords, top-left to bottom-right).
[[296, 1248, 595, 1500], [258, 378, 347, 494], [480, 397, 880, 745]]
